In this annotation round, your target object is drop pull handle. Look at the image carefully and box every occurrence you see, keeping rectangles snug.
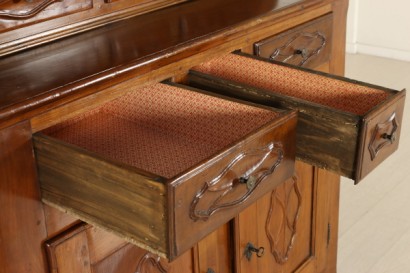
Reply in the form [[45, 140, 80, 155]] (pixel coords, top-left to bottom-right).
[[244, 242, 265, 261], [382, 132, 396, 143]]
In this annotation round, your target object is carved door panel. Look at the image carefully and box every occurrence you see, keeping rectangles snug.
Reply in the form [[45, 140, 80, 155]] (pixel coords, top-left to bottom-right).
[[235, 161, 335, 273], [45, 223, 194, 273]]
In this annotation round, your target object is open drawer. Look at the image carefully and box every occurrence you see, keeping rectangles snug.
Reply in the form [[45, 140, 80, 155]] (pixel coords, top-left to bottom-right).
[[188, 52, 406, 183], [34, 82, 296, 260]]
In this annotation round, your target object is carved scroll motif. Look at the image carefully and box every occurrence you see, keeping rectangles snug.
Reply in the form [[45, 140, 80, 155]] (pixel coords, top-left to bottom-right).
[[265, 175, 301, 264], [135, 252, 168, 273], [369, 112, 399, 160], [0, 0, 61, 19], [190, 142, 284, 221], [269, 31, 326, 66]]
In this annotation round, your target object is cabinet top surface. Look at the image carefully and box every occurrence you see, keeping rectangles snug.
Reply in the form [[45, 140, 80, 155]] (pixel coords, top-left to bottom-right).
[[0, 0, 313, 126]]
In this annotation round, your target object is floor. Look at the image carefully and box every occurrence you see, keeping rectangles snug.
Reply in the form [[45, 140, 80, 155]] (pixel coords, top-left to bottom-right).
[[337, 54, 410, 272]]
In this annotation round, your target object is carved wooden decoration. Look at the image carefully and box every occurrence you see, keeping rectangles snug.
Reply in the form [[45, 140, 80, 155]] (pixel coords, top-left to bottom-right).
[[190, 142, 284, 221], [268, 31, 326, 66], [135, 252, 168, 273], [0, 0, 61, 19], [265, 175, 301, 264], [0, 0, 92, 33], [369, 112, 399, 160]]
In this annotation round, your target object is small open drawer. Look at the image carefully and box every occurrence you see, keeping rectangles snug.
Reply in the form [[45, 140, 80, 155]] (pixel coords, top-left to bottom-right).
[[188, 52, 406, 183], [34, 82, 296, 260]]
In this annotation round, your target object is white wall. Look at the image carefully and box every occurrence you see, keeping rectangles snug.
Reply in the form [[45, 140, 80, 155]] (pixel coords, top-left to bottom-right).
[[346, 0, 410, 61]]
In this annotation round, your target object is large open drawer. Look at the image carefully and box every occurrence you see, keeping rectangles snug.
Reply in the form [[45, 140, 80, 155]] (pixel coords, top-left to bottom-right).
[[189, 52, 406, 183], [33, 82, 296, 260]]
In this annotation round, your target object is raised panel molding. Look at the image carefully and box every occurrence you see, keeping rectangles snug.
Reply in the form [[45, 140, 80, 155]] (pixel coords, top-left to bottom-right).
[[0, 0, 92, 32], [135, 252, 168, 273], [0, 0, 61, 19], [265, 175, 302, 264]]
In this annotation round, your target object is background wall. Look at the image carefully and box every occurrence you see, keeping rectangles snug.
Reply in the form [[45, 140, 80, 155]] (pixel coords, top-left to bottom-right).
[[346, 0, 410, 61]]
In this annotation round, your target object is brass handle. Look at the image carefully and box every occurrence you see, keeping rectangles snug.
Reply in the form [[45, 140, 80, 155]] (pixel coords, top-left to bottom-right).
[[382, 132, 396, 143], [369, 112, 399, 160], [244, 242, 265, 261], [239, 175, 256, 190]]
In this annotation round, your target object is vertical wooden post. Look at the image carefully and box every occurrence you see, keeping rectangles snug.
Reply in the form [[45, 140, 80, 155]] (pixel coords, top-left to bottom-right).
[[0, 121, 48, 273]]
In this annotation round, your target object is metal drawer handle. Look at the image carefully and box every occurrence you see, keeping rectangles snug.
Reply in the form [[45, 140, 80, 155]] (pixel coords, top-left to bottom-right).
[[369, 112, 399, 160], [244, 242, 265, 261], [239, 175, 256, 190], [207, 268, 216, 273], [382, 132, 396, 143]]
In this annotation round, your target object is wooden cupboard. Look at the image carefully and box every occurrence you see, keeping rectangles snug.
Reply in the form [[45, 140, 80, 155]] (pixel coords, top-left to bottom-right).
[[0, 0, 405, 273]]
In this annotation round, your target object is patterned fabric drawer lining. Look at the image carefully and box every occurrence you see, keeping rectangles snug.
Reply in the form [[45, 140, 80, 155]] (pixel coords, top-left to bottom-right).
[[44, 83, 279, 178], [194, 53, 390, 115]]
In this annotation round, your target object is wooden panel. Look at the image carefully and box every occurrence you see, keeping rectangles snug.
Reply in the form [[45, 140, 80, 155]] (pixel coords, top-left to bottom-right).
[[45, 223, 91, 273], [358, 91, 406, 181], [0, 121, 48, 273], [46, 223, 194, 273], [0, 0, 187, 54], [86, 227, 128, 264], [92, 244, 194, 273], [235, 161, 313, 273], [313, 168, 340, 273], [44, 204, 81, 238], [92, 244, 146, 273], [196, 223, 233, 273], [254, 13, 333, 69]]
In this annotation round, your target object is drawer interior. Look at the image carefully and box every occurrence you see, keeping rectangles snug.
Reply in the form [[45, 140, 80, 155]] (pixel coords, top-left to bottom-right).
[[42, 83, 280, 179], [193, 53, 393, 115]]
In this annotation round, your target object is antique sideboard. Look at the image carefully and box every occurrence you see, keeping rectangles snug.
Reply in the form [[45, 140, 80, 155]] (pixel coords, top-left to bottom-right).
[[0, 0, 406, 272]]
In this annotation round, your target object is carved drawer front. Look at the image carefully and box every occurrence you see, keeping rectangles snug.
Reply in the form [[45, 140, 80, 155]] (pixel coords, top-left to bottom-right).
[[189, 52, 406, 183], [45, 223, 193, 273], [34, 82, 296, 260], [0, 0, 93, 32], [254, 13, 332, 69]]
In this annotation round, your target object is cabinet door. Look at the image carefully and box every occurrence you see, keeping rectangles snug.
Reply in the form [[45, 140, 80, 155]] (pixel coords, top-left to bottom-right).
[[235, 161, 339, 273]]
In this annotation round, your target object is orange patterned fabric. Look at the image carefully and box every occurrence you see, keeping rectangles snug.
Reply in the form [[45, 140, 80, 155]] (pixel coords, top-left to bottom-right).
[[45, 83, 279, 178], [194, 54, 390, 115]]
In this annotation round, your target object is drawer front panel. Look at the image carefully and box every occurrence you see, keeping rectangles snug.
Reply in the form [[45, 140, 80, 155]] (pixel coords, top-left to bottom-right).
[[254, 13, 332, 69], [190, 52, 406, 183], [171, 112, 296, 258], [358, 92, 406, 180]]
